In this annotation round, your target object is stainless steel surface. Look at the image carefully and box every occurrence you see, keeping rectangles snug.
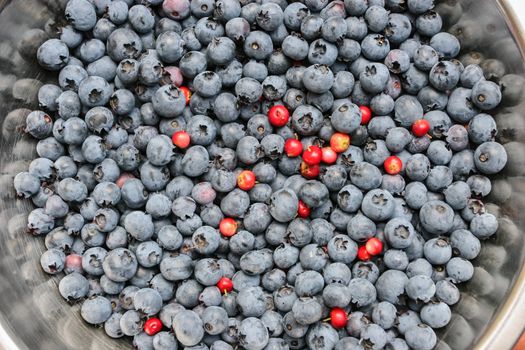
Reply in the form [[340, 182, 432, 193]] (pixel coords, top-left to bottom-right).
[[0, 0, 523, 349]]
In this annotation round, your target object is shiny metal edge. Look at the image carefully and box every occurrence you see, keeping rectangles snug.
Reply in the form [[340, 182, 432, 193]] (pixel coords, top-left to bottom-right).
[[0, 316, 23, 350], [474, 1, 525, 350]]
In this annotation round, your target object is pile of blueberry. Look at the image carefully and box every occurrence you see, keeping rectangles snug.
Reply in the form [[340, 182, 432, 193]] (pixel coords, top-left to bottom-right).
[[11, 0, 510, 349]]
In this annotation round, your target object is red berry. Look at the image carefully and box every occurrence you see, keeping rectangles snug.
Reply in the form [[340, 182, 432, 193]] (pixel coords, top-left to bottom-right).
[[219, 218, 237, 237], [365, 238, 383, 256], [321, 147, 338, 164], [297, 200, 311, 218], [358, 245, 371, 261], [284, 138, 303, 157], [65, 254, 83, 274], [384, 156, 403, 175], [302, 146, 322, 165], [115, 172, 136, 188], [268, 105, 290, 127], [179, 86, 192, 105], [330, 308, 348, 329], [412, 119, 430, 137], [330, 133, 350, 153], [237, 170, 256, 191], [360, 106, 372, 125], [144, 318, 162, 336], [216, 277, 234, 294], [300, 161, 320, 179], [172, 130, 191, 149]]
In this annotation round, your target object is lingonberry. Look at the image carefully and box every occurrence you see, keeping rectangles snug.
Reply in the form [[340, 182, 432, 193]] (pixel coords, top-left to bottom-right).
[[115, 172, 136, 188], [330, 133, 350, 153], [237, 170, 256, 191], [358, 245, 372, 261], [172, 130, 191, 149], [284, 138, 303, 157], [321, 147, 337, 164], [300, 161, 320, 179], [412, 119, 430, 137], [329, 308, 348, 329], [297, 200, 311, 218], [365, 238, 383, 256], [216, 277, 234, 294], [384, 156, 403, 175], [302, 146, 322, 165], [219, 218, 237, 237], [267, 105, 290, 127], [65, 253, 83, 274], [179, 86, 191, 105], [360, 106, 372, 125], [144, 318, 163, 336]]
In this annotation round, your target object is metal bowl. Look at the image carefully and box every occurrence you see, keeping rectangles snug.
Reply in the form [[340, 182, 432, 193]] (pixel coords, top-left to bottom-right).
[[0, 0, 524, 349]]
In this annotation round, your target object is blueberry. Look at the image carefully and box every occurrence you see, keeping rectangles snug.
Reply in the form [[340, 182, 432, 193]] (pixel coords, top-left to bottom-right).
[[242, 31, 273, 61], [446, 257, 474, 283], [305, 324, 339, 350], [119, 309, 144, 337], [395, 95, 424, 128], [348, 278, 377, 307], [417, 86, 448, 112], [419, 301, 452, 329], [107, 28, 143, 62], [277, 3, 307, 31], [376, 270, 408, 304], [331, 102, 361, 134], [323, 282, 351, 309], [470, 213, 498, 239], [81, 296, 112, 325], [472, 141, 507, 175], [428, 61, 460, 92], [360, 63, 390, 94], [360, 324, 387, 350], [157, 250, 191, 282], [430, 32, 460, 59], [231, 317, 268, 350], [450, 230, 479, 262], [282, 312, 309, 339], [362, 5, 387, 32], [101, 247, 137, 282], [471, 79, 502, 111], [404, 324, 437, 350], [37, 38, 70, 71]]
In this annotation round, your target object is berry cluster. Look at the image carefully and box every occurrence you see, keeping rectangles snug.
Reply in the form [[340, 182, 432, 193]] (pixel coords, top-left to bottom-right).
[[11, 0, 513, 349]]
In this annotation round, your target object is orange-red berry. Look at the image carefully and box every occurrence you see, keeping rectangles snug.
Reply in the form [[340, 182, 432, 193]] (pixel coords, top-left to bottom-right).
[[360, 106, 372, 125], [219, 218, 237, 237], [321, 147, 338, 164], [297, 200, 311, 218], [284, 138, 303, 157], [330, 308, 348, 329], [237, 170, 256, 191], [179, 86, 192, 105], [412, 119, 430, 137], [144, 318, 162, 336], [302, 146, 322, 165], [365, 238, 383, 256], [216, 277, 234, 294], [268, 105, 290, 127], [330, 133, 350, 153], [384, 156, 403, 175], [300, 161, 320, 179], [172, 130, 191, 149], [358, 245, 372, 261]]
